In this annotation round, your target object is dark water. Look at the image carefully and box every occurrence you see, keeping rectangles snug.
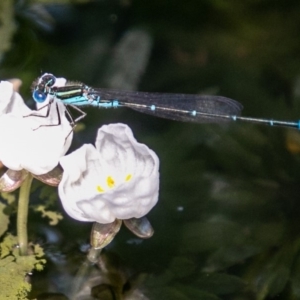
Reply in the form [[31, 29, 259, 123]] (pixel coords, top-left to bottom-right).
[[2, 1, 300, 299]]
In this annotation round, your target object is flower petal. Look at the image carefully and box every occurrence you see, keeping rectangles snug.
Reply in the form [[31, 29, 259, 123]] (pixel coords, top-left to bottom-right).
[[90, 219, 122, 249], [59, 123, 160, 224], [33, 165, 63, 187], [0, 100, 72, 175], [0, 81, 31, 116], [124, 217, 154, 238], [0, 169, 28, 192]]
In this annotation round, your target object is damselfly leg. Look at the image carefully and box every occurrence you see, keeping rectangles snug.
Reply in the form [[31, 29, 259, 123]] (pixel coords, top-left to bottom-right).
[[23, 100, 62, 130]]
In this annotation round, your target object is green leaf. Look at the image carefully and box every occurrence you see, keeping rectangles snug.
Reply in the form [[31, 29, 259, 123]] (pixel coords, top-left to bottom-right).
[[245, 240, 300, 299], [169, 256, 197, 279], [204, 245, 260, 272], [180, 218, 242, 253], [0, 0, 15, 57], [1, 192, 16, 205], [195, 273, 246, 295], [34, 205, 63, 225], [148, 285, 222, 300], [177, 285, 222, 300], [0, 202, 9, 238], [148, 286, 192, 300], [290, 251, 300, 297], [0, 234, 47, 299]]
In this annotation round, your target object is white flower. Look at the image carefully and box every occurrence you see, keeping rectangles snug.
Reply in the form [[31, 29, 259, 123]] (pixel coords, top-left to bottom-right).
[[58, 123, 160, 224], [0, 80, 31, 116], [0, 77, 73, 175]]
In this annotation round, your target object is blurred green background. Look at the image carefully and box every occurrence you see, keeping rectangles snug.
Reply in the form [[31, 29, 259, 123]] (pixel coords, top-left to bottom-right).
[[2, 0, 300, 299]]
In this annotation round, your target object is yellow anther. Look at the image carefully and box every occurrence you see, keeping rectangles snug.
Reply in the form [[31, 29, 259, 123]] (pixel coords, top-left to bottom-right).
[[96, 185, 104, 193], [125, 174, 132, 182], [107, 176, 115, 188]]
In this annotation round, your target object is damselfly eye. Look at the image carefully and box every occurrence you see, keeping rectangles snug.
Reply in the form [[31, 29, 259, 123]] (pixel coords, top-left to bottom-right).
[[33, 89, 47, 103], [41, 74, 56, 87]]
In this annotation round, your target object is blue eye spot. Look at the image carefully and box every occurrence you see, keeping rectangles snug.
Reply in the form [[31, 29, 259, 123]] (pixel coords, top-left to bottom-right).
[[33, 90, 47, 103]]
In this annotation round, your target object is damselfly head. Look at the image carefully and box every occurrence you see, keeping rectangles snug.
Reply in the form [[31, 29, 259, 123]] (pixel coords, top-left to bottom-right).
[[31, 73, 56, 93], [32, 89, 48, 103], [40, 74, 56, 88], [32, 73, 57, 103]]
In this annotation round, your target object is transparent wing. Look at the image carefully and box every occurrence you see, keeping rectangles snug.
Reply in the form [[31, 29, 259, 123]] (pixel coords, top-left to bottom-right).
[[92, 88, 243, 123]]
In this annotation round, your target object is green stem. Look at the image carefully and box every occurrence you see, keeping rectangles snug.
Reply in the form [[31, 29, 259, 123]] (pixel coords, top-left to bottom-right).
[[69, 248, 102, 298], [17, 174, 33, 256]]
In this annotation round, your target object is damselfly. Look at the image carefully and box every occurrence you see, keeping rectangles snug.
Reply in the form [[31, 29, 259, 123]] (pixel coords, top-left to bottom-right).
[[31, 73, 300, 129]]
